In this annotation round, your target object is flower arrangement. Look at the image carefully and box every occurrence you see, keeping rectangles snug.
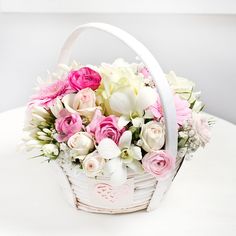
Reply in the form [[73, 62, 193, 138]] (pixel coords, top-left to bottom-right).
[[23, 59, 213, 185]]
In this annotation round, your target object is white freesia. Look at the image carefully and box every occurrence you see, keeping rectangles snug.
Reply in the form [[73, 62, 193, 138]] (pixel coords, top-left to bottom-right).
[[97, 130, 143, 185], [83, 151, 105, 177], [67, 132, 94, 155], [109, 87, 158, 127], [138, 121, 165, 152], [42, 144, 59, 159]]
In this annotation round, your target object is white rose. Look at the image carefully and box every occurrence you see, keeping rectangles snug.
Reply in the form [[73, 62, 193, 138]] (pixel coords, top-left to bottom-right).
[[139, 121, 165, 152], [62, 88, 97, 120], [42, 144, 59, 159], [67, 132, 94, 155], [82, 151, 105, 177]]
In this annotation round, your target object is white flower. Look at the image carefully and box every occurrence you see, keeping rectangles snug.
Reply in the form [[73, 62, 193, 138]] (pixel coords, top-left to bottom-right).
[[97, 131, 143, 185], [82, 151, 105, 177], [109, 87, 158, 128], [42, 144, 59, 159], [50, 98, 63, 118], [138, 121, 165, 152], [67, 132, 94, 155], [62, 88, 97, 121], [191, 112, 211, 146], [166, 71, 199, 103]]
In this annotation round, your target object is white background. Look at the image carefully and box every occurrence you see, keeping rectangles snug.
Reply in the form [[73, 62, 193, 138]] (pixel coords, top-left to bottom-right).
[[0, 2, 236, 124]]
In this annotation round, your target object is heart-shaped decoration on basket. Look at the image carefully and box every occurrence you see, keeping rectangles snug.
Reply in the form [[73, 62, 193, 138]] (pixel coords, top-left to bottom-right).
[[95, 183, 131, 204]]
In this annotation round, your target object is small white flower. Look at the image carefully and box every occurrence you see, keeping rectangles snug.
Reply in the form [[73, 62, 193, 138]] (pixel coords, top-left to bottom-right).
[[97, 131, 143, 185], [138, 121, 165, 152], [42, 144, 59, 159], [67, 132, 94, 155]]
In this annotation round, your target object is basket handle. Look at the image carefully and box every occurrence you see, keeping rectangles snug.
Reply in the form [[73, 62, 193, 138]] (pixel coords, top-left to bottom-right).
[[58, 22, 178, 211]]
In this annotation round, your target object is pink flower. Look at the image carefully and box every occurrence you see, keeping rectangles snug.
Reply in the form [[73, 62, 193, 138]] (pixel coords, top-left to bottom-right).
[[192, 112, 211, 146], [68, 67, 102, 91], [30, 80, 70, 107], [149, 94, 191, 126], [139, 67, 150, 78], [142, 150, 175, 179], [55, 109, 82, 142], [87, 111, 124, 144], [62, 88, 97, 120]]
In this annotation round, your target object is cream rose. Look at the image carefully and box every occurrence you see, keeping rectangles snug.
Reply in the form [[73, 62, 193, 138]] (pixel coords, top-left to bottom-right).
[[139, 121, 165, 152], [62, 88, 97, 120], [67, 132, 94, 155], [82, 151, 105, 177]]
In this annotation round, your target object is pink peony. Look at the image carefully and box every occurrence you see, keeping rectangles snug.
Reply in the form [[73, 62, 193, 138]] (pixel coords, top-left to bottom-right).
[[87, 110, 124, 144], [149, 94, 191, 126], [68, 67, 102, 91], [142, 150, 175, 179], [30, 80, 70, 107], [55, 109, 82, 142]]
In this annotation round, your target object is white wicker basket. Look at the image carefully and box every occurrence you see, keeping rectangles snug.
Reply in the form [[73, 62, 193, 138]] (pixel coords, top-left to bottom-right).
[[52, 23, 179, 214]]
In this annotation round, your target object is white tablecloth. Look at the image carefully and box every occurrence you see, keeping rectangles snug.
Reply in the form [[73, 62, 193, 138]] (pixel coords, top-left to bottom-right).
[[0, 107, 235, 236]]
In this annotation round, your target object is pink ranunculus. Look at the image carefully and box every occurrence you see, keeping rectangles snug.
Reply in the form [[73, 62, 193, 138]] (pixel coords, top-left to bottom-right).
[[55, 109, 82, 142], [142, 150, 175, 179], [149, 94, 191, 126], [29, 80, 70, 107], [68, 67, 102, 91], [87, 112, 124, 144], [192, 112, 211, 146]]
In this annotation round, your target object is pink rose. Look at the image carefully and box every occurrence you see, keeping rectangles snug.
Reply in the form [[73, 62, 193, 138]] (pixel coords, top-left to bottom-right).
[[55, 109, 82, 142], [29, 80, 70, 107], [87, 111, 124, 144], [142, 150, 175, 179], [68, 67, 102, 91], [149, 94, 191, 126]]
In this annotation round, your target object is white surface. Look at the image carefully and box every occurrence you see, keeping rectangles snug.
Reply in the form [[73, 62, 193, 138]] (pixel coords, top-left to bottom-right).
[[0, 13, 236, 124], [0, 107, 236, 235], [1, 0, 236, 14]]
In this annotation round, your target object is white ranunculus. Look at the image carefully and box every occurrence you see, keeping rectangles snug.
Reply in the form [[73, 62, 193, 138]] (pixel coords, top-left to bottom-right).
[[82, 151, 105, 177], [67, 132, 94, 155], [42, 144, 59, 159], [139, 121, 165, 152]]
